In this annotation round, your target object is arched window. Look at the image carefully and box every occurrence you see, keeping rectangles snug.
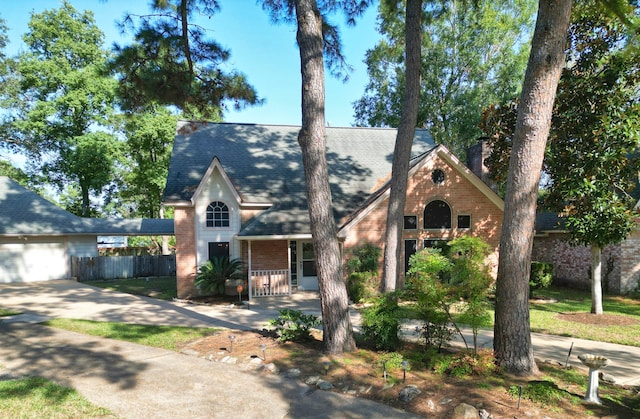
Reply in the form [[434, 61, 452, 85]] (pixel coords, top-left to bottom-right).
[[423, 200, 451, 229], [206, 201, 230, 227]]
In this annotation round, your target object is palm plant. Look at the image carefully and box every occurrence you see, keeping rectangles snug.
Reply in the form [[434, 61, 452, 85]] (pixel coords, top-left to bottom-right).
[[195, 256, 243, 295]]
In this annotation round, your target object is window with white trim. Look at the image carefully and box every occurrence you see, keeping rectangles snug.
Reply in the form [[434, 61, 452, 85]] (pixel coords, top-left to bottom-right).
[[206, 201, 230, 227]]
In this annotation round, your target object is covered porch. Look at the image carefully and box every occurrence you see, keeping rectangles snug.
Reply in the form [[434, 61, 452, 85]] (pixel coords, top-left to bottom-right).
[[242, 237, 319, 298]]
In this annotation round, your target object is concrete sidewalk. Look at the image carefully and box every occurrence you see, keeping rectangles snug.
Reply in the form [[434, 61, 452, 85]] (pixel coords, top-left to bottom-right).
[[1, 280, 640, 418], [0, 281, 417, 419]]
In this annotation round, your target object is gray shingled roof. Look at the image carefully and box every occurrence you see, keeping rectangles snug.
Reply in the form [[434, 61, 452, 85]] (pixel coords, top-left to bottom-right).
[[164, 121, 436, 236], [0, 176, 174, 236]]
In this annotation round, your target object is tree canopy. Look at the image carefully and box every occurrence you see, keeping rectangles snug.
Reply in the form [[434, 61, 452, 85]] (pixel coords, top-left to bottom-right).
[[111, 0, 261, 120], [2, 1, 120, 216], [354, 0, 535, 155]]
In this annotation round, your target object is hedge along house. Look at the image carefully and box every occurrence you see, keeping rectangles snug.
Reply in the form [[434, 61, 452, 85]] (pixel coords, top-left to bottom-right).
[[164, 121, 504, 299]]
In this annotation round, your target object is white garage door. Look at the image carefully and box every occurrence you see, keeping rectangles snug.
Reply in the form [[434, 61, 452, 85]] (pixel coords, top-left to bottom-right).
[[0, 241, 67, 283]]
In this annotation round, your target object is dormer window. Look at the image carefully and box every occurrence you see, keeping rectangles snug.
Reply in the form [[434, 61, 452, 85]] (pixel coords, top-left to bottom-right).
[[206, 201, 230, 227]]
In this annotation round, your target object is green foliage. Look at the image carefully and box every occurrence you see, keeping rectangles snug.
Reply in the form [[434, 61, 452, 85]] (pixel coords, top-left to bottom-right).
[[361, 293, 402, 351], [111, 1, 259, 119], [4, 1, 120, 215], [483, 2, 640, 248], [354, 0, 535, 155], [378, 351, 405, 370], [530, 262, 553, 293], [346, 243, 381, 273], [347, 271, 379, 303], [195, 257, 243, 296], [120, 107, 178, 218], [508, 381, 575, 405], [346, 243, 382, 303], [406, 238, 494, 353], [268, 309, 321, 342], [433, 350, 498, 378], [406, 247, 455, 350]]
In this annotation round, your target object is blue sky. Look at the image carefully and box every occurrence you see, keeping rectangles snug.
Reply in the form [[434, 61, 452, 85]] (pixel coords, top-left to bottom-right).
[[2, 0, 381, 127]]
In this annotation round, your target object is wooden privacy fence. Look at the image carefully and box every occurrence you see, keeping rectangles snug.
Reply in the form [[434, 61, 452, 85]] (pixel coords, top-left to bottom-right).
[[71, 255, 176, 281]]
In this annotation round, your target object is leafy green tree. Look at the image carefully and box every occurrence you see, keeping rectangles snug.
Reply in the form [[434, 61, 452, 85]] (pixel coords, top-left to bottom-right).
[[121, 107, 178, 219], [354, 0, 535, 155], [3, 2, 120, 216], [111, 0, 260, 119], [0, 161, 30, 187], [483, 0, 640, 315], [261, 0, 371, 354], [546, 1, 640, 314]]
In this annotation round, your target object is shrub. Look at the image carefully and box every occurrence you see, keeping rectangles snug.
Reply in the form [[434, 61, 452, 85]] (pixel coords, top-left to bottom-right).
[[433, 349, 498, 377], [347, 271, 379, 303], [530, 261, 553, 293], [346, 243, 381, 274], [195, 257, 243, 295], [360, 293, 402, 351], [268, 309, 321, 342]]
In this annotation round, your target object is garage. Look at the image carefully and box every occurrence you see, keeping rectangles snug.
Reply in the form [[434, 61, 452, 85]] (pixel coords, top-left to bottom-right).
[[0, 176, 173, 283]]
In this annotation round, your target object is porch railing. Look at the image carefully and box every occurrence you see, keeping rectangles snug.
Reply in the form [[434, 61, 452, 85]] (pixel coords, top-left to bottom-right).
[[249, 269, 290, 298]]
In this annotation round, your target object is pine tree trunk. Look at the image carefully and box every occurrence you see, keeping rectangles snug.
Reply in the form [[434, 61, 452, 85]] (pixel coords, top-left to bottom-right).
[[591, 245, 603, 314], [381, 0, 422, 292], [494, 0, 572, 376], [294, 0, 356, 354]]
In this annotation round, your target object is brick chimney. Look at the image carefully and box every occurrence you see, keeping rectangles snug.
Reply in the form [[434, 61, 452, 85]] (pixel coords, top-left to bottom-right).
[[466, 137, 497, 192]]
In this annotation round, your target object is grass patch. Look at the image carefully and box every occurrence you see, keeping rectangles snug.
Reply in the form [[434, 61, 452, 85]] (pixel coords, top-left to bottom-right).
[[88, 276, 177, 300], [399, 286, 640, 346], [0, 308, 21, 317], [0, 377, 116, 418], [529, 287, 640, 346], [43, 318, 217, 351]]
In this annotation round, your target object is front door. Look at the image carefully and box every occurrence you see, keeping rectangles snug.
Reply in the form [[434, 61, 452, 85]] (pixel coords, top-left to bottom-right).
[[299, 241, 318, 290]]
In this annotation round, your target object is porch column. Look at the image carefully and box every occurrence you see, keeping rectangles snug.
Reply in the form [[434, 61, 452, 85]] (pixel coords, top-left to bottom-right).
[[248, 240, 253, 300]]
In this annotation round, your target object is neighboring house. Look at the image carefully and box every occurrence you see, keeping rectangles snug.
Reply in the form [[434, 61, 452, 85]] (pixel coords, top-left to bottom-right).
[[532, 212, 640, 294], [164, 121, 504, 299], [0, 176, 174, 283]]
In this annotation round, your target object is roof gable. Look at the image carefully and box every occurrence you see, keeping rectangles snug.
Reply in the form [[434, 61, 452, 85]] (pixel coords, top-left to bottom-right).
[[164, 121, 436, 225], [338, 145, 504, 234]]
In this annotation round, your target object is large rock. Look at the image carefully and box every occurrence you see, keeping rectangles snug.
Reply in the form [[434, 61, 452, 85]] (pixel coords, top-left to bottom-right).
[[451, 403, 478, 419], [398, 385, 421, 402]]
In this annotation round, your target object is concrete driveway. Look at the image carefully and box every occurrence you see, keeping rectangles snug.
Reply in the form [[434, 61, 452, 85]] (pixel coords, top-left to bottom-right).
[[0, 280, 418, 419]]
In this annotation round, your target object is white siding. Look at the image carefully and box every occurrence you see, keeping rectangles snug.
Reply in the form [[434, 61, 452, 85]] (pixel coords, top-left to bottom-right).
[[194, 167, 241, 266]]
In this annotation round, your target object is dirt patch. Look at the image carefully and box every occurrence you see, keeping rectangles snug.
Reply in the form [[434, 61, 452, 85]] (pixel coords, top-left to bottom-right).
[[557, 312, 638, 326], [178, 327, 636, 418]]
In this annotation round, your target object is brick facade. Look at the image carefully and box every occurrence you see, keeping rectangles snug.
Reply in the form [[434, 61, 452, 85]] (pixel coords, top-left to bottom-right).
[[343, 155, 502, 281], [243, 240, 289, 270], [532, 227, 640, 294], [175, 207, 197, 298], [532, 233, 622, 293]]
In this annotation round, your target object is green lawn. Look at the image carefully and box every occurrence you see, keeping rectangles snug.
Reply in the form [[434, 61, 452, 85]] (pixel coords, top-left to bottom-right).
[[0, 377, 116, 418], [399, 286, 640, 347], [0, 308, 21, 317], [88, 276, 177, 300], [529, 287, 640, 346], [42, 318, 217, 351]]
